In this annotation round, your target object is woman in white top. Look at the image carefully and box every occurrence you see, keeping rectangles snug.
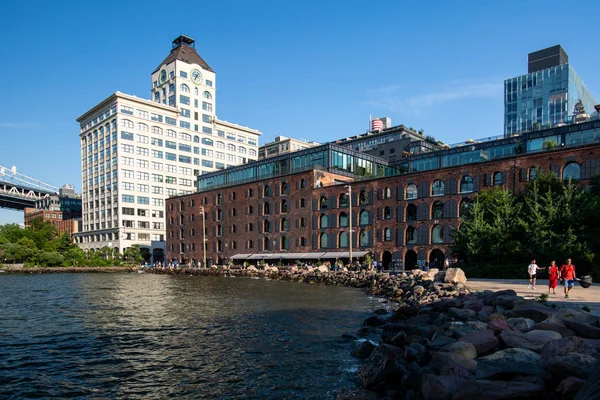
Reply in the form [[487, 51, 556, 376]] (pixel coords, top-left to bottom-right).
[[527, 259, 545, 290]]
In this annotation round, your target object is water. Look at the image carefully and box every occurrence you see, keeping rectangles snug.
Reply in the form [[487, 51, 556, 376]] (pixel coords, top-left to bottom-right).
[[0, 273, 384, 399]]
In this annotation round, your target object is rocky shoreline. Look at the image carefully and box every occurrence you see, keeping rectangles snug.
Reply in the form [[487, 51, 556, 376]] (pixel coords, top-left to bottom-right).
[[148, 265, 599, 399], [0, 266, 134, 273]]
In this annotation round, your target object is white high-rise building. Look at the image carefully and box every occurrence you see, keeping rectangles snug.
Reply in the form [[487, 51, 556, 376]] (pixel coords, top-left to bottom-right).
[[75, 35, 261, 262]]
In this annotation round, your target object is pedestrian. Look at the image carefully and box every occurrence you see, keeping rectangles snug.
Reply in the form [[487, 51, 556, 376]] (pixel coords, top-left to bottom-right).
[[560, 258, 577, 299], [527, 259, 545, 290], [443, 258, 450, 270], [547, 260, 560, 294]]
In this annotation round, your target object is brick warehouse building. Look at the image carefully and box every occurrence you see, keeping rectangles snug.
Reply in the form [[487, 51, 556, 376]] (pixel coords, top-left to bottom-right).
[[166, 117, 600, 269]]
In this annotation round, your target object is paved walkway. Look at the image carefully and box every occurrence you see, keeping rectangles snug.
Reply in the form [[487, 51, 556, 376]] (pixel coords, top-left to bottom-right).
[[467, 278, 600, 315]]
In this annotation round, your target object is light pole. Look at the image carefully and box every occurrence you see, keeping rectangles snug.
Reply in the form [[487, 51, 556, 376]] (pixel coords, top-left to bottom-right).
[[345, 185, 353, 266], [200, 206, 207, 268], [108, 242, 112, 261]]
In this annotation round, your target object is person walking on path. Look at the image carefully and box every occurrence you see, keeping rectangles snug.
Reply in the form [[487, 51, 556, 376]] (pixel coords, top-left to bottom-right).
[[527, 259, 545, 290], [547, 261, 560, 294], [560, 258, 577, 299]]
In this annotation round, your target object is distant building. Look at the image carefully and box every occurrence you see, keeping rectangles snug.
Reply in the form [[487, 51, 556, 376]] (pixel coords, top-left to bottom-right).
[[24, 184, 82, 237], [75, 35, 261, 262], [504, 45, 598, 136], [258, 136, 320, 159]]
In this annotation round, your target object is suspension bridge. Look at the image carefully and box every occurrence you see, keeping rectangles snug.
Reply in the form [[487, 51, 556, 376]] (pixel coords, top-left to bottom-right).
[[0, 165, 60, 211]]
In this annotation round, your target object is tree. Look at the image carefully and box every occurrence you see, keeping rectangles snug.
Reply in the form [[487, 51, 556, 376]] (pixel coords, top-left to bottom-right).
[[451, 198, 492, 268], [573, 99, 586, 116]]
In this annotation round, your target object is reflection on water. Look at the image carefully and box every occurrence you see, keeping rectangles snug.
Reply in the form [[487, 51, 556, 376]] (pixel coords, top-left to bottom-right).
[[0, 273, 383, 399]]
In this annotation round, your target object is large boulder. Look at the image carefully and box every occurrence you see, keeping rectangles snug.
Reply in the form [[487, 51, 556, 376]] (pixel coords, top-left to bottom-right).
[[449, 307, 476, 321], [507, 318, 536, 333], [246, 265, 258, 272], [317, 265, 329, 273], [431, 351, 477, 374], [458, 329, 499, 355], [421, 374, 469, 400], [540, 336, 600, 380], [500, 330, 551, 353], [563, 320, 600, 339], [555, 376, 586, 398], [355, 344, 406, 389], [508, 301, 555, 323], [352, 340, 377, 359], [440, 341, 478, 359], [444, 268, 467, 285], [451, 380, 543, 400], [476, 348, 545, 379], [533, 321, 575, 337], [549, 307, 600, 327], [494, 295, 522, 309]]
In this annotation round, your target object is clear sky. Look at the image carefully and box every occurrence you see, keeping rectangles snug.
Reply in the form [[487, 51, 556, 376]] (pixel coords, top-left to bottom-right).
[[1, 0, 599, 224]]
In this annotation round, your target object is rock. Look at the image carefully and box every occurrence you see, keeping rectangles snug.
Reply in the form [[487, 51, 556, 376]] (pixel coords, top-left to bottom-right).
[[421, 374, 469, 400], [533, 321, 575, 337], [494, 294, 522, 309], [477, 312, 489, 323], [509, 301, 555, 323], [451, 380, 543, 400], [428, 335, 457, 349], [401, 369, 423, 391], [525, 329, 561, 342], [439, 363, 476, 379], [480, 305, 495, 314], [481, 289, 517, 306], [555, 376, 585, 397], [334, 388, 378, 400], [246, 265, 258, 272], [355, 344, 406, 389], [487, 318, 515, 334], [476, 348, 545, 379], [449, 307, 476, 321], [440, 341, 477, 359], [431, 351, 477, 374], [500, 330, 548, 353], [563, 320, 600, 339], [413, 285, 425, 295], [550, 307, 600, 327], [540, 336, 600, 380], [444, 268, 467, 285], [357, 327, 372, 337], [352, 340, 377, 359], [363, 316, 385, 327], [423, 268, 440, 281], [462, 299, 484, 313], [374, 308, 388, 315], [316, 265, 329, 273], [458, 329, 499, 355], [507, 317, 536, 333]]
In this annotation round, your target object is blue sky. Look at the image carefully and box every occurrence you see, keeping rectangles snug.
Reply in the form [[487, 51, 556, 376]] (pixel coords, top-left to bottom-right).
[[1, 0, 599, 224]]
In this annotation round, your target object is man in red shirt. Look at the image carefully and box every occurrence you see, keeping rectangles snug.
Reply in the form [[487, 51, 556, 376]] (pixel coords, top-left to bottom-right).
[[560, 258, 577, 299]]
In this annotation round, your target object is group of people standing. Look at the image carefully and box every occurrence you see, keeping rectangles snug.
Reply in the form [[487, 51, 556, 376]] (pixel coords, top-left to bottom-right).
[[528, 258, 577, 298]]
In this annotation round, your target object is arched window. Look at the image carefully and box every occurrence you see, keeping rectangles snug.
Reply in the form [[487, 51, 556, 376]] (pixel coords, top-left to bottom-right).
[[203, 91, 212, 100], [300, 198, 306, 208], [281, 236, 288, 250], [529, 166, 538, 181], [360, 210, 369, 225], [384, 206, 392, 219], [432, 180, 444, 196], [339, 212, 348, 227], [299, 237, 306, 246], [217, 240, 223, 252], [406, 204, 417, 221], [320, 214, 328, 228], [460, 198, 472, 217], [217, 209, 223, 220], [320, 233, 328, 249], [180, 84, 190, 92], [281, 199, 288, 213], [300, 217, 306, 227], [238, 146, 246, 154], [248, 239, 253, 249], [432, 201, 444, 219], [152, 126, 163, 135], [137, 123, 148, 131], [300, 179, 306, 189], [281, 218, 289, 231], [263, 237, 270, 250], [121, 119, 134, 128], [263, 202, 270, 215], [217, 225, 223, 236], [406, 227, 416, 245], [281, 182, 289, 194], [339, 232, 348, 248], [264, 185, 272, 196], [263, 220, 270, 232], [339, 193, 349, 207], [359, 230, 369, 247], [563, 162, 581, 181], [320, 196, 328, 209], [406, 184, 417, 199], [384, 228, 392, 241], [460, 176, 473, 192], [493, 172, 503, 185], [216, 141, 225, 149], [432, 225, 443, 243], [194, 87, 199, 96]]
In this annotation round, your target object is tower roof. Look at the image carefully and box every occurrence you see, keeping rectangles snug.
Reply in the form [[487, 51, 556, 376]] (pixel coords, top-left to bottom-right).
[[153, 35, 214, 73]]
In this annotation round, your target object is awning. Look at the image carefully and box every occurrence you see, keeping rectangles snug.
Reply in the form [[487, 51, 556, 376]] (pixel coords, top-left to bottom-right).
[[230, 254, 252, 260], [321, 251, 369, 258]]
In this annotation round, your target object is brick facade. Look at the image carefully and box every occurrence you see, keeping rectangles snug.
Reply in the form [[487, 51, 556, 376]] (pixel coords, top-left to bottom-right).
[[166, 143, 600, 269]]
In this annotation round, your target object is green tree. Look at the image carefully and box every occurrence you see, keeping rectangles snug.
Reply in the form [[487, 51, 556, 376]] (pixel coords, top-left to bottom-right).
[[452, 198, 492, 268]]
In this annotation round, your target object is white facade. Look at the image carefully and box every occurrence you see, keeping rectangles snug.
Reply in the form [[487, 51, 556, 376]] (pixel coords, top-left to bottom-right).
[[75, 36, 261, 261]]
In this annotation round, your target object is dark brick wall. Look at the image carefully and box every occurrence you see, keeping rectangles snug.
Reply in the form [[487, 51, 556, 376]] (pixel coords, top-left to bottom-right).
[[166, 143, 600, 268]]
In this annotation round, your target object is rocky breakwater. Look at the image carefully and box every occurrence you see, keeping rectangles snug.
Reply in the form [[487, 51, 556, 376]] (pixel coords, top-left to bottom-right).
[[346, 287, 600, 400]]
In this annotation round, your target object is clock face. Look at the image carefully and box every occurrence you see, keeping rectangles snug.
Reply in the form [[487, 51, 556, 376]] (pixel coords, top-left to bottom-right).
[[191, 69, 203, 84], [159, 69, 167, 84]]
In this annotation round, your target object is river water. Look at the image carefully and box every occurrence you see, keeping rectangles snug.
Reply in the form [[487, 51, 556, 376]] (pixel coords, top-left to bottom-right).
[[0, 273, 384, 399]]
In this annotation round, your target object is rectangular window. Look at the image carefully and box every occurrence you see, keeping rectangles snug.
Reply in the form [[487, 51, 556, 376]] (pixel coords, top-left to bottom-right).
[[202, 114, 211, 123], [151, 150, 163, 158], [179, 155, 191, 163], [165, 117, 176, 125], [165, 152, 176, 161], [165, 140, 176, 149], [137, 184, 149, 193], [180, 108, 190, 118], [202, 102, 212, 112], [121, 131, 133, 140], [121, 144, 134, 153], [194, 99, 198, 108], [152, 186, 163, 194], [180, 71, 188, 78], [136, 147, 149, 156], [136, 172, 149, 180], [216, 162, 225, 169], [165, 176, 177, 184], [122, 207, 135, 215], [151, 173, 163, 182], [152, 198, 164, 207], [122, 182, 134, 190], [217, 130, 225, 137], [201, 149, 213, 157], [136, 134, 149, 144], [179, 144, 192, 152], [206, 80, 213, 87], [168, 95, 175, 106], [121, 106, 133, 115], [180, 95, 190, 105], [151, 138, 163, 146], [123, 169, 134, 178], [122, 194, 134, 203], [180, 178, 192, 186], [202, 127, 212, 135], [151, 113, 163, 122], [201, 160, 213, 167], [151, 162, 163, 170], [137, 196, 149, 205], [136, 159, 149, 168], [180, 121, 190, 129], [122, 156, 134, 166], [201, 138, 213, 146]]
